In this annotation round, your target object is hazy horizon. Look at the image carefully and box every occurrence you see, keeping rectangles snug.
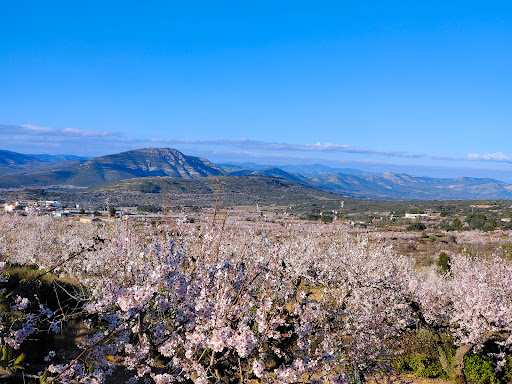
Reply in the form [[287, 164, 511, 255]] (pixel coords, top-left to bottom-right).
[[6, 146, 512, 184]]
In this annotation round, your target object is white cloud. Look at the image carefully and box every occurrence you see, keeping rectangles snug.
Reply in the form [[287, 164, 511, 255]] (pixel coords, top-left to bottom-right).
[[4, 122, 512, 170], [147, 137, 424, 158], [0, 124, 422, 160], [0, 123, 139, 156], [0, 123, 121, 137], [467, 152, 512, 163]]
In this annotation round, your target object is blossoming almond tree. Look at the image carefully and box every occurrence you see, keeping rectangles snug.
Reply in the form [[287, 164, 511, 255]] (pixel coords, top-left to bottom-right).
[[409, 254, 512, 384], [1, 212, 512, 384]]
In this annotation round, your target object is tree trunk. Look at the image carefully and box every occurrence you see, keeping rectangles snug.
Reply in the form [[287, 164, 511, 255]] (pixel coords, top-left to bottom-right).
[[452, 344, 473, 384], [437, 346, 453, 378]]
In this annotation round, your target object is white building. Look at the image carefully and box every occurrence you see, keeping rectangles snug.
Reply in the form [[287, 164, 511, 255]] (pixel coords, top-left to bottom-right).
[[405, 213, 429, 219]]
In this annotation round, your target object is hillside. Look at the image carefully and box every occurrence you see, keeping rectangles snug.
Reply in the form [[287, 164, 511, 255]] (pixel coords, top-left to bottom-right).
[[0, 148, 224, 188], [2, 147, 512, 201], [27, 154, 89, 162], [0, 150, 86, 176], [252, 167, 309, 184], [83, 174, 344, 209], [0, 150, 44, 174], [226, 166, 512, 200], [218, 163, 372, 176], [298, 172, 512, 200], [217, 161, 512, 200]]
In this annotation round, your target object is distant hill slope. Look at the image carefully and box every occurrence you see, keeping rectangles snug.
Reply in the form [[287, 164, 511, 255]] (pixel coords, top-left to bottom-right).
[[267, 170, 512, 200], [0, 148, 225, 188], [218, 164, 512, 200], [0, 150, 86, 176], [84, 175, 344, 208], [217, 162, 374, 176], [217, 164, 255, 176], [0, 150, 46, 175], [2, 147, 512, 200], [27, 154, 89, 162], [252, 167, 309, 184], [279, 164, 374, 176]]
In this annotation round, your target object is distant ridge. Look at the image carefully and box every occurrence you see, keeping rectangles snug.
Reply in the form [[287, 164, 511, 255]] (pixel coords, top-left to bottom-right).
[[251, 167, 308, 184], [0, 148, 224, 188], [218, 162, 374, 176], [27, 154, 90, 162], [267, 171, 512, 200], [218, 161, 512, 200], [0, 150, 86, 176], [0, 150, 45, 175], [279, 164, 373, 176], [2, 148, 512, 200]]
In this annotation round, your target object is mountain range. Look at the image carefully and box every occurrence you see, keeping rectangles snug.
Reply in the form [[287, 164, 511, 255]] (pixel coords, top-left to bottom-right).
[[216, 162, 372, 176], [0, 148, 223, 188], [0, 150, 87, 176], [1, 147, 512, 200]]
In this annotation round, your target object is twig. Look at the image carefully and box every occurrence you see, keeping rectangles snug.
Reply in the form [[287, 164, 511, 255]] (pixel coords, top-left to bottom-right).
[[238, 357, 243, 384], [212, 178, 222, 227], [52, 279, 86, 303], [0, 373, 40, 380], [48, 321, 123, 383], [26, 236, 104, 284]]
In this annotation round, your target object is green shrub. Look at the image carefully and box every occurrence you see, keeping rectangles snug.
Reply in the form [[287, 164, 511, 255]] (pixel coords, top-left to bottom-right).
[[139, 182, 161, 194], [466, 213, 496, 231], [393, 354, 446, 378], [303, 213, 321, 221], [452, 217, 464, 231], [137, 205, 160, 213], [464, 353, 499, 384], [483, 218, 497, 232], [392, 329, 452, 379], [439, 220, 454, 231], [436, 252, 451, 275], [407, 222, 426, 231], [320, 215, 334, 223]]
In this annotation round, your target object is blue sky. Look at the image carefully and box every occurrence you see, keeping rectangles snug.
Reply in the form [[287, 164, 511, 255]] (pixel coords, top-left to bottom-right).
[[2, 1, 512, 180]]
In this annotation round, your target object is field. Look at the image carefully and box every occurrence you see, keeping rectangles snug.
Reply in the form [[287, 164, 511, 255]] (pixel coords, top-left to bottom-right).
[[1, 207, 512, 384]]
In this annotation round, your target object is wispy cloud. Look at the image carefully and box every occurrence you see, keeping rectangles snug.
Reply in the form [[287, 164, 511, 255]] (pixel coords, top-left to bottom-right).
[[467, 152, 512, 163], [0, 123, 122, 137], [148, 137, 424, 158], [433, 152, 512, 165], [432, 155, 466, 161], [0, 123, 139, 156], [0, 123, 425, 159], [4, 122, 512, 170]]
